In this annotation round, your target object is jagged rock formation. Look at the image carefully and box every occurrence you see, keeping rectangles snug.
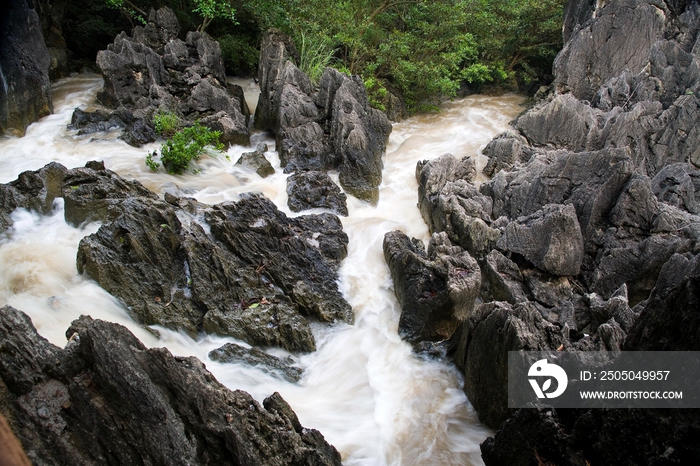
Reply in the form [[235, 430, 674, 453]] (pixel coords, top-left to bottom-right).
[[383, 231, 480, 346], [255, 30, 392, 204], [384, 2, 700, 461], [1, 161, 352, 354], [78, 7, 249, 147], [0, 0, 53, 137], [0, 306, 341, 465]]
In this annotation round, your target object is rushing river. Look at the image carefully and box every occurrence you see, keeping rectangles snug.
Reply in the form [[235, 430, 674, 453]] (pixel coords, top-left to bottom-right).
[[0, 73, 524, 465]]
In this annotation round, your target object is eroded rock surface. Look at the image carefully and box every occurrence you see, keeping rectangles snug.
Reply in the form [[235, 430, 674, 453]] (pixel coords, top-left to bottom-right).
[[81, 7, 249, 147], [0, 307, 341, 465], [255, 31, 392, 203]]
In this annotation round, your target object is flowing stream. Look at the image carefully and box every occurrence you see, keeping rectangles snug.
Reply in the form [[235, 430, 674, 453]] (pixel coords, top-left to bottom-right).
[[0, 73, 524, 465]]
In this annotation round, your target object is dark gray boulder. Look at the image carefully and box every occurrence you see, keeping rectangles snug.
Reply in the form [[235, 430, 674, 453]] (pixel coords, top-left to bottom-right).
[[0, 307, 341, 465], [323, 68, 393, 203], [383, 231, 481, 345], [496, 204, 584, 276], [61, 160, 158, 227], [94, 7, 249, 147], [74, 179, 352, 348], [651, 163, 700, 214], [0, 160, 355, 353], [0, 0, 53, 137], [208, 343, 303, 383], [452, 301, 563, 428], [287, 171, 348, 216], [235, 142, 275, 177], [254, 31, 392, 204]]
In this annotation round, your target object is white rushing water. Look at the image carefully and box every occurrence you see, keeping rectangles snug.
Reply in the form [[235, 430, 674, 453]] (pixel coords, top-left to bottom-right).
[[0, 73, 524, 465]]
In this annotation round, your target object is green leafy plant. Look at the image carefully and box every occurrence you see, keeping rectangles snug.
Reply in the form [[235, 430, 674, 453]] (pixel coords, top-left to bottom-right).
[[146, 122, 225, 174], [152, 111, 180, 137], [192, 0, 237, 32], [104, 0, 146, 26]]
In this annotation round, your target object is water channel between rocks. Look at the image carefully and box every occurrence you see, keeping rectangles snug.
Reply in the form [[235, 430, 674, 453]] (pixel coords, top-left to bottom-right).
[[0, 73, 525, 466]]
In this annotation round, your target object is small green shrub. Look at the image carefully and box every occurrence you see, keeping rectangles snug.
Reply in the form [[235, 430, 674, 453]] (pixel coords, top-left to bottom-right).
[[146, 122, 225, 174], [152, 111, 180, 137]]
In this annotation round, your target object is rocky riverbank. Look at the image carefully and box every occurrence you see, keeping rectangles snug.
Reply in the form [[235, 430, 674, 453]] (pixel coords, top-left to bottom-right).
[[383, 0, 700, 464]]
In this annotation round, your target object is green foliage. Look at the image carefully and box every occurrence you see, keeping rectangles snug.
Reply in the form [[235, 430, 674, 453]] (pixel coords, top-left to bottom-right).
[[146, 122, 225, 174], [105, 0, 147, 26], [298, 31, 337, 85], [152, 111, 180, 137], [192, 0, 237, 32]]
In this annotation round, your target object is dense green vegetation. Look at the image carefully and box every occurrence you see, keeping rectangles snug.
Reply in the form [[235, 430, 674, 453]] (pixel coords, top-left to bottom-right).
[[146, 122, 226, 174], [68, 0, 565, 111]]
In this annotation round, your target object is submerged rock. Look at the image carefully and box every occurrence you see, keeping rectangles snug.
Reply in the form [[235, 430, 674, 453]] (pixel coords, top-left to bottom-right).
[[0, 306, 341, 465], [208, 343, 303, 382]]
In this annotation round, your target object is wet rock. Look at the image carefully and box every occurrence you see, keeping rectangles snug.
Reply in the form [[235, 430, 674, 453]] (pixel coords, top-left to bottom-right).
[[94, 7, 249, 147], [287, 171, 348, 216], [0, 162, 67, 233], [255, 32, 391, 203], [208, 343, 303, 382], [0, 0, 53, 137], [235, 142, 275, 177], [496, 204, 584, 276], [61, 161, 157, 227], [383, 231, 481, 345], [203, 303, 316, 353], [61, 164, 351, 349], [453, 301, 563, 428], [0, 307, 341, 465]]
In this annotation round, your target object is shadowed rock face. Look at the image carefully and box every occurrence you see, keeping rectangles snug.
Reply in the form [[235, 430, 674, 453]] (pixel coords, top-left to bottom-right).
[[287, 171, 348, 216], [381, 5, 700, 462], [1, 161, 351, 354], [255, 31, 392, 204], [0, 306, 342, 465], [0, 0, 53, 137], [88, 7, 249, 147]]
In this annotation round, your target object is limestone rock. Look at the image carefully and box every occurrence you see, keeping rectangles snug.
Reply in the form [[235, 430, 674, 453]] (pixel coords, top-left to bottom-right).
[[287, 171, 348, 216], [496, 204, 584, 276], [208, 343, 303, 382], [0, 0, 53, 137], [0, 307, 341, 465], [383, 231, 481, 345], [235, 142, 275, 177]]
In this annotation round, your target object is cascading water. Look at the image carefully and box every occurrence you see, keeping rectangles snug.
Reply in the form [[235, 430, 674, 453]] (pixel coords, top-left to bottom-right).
[[0, 73, 524, 465]]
